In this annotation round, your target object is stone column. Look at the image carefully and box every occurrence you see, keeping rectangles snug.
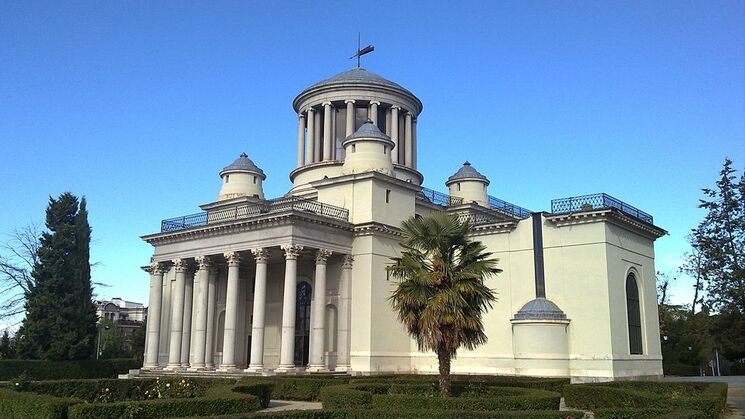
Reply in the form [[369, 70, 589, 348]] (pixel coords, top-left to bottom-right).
[[180, 268, 194, 368], [336, 255, 353, 372], [369, 101, 380, 125], [219, 251, 241, 370], [204, 268, 218, 369], [190, 256, 212, 370], [308, 249, 332, 371], [247, 248, 270, 371], [345, 100, 355, 137], [277, 244, 303, 371], [390, 106, 400, 164], [405, 112, 413, 167], [166, 259, 187, 369], [323, 102, 332, 161], [412, 117, 417, 169], [306, 108, 315, 164], [296, 113, 305, 168], [314, 109, 322, 162], [385, 107, 392, 136], [143, 262, 166, 369]]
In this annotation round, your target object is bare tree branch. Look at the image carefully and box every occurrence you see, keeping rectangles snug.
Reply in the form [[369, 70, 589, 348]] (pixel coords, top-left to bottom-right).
[[0, 223, 41, 320]]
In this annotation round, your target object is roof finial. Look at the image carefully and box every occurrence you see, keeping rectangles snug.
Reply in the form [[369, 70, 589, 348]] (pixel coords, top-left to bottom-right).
[[464, 161, 471, 166], [350, 32, 374, 68]]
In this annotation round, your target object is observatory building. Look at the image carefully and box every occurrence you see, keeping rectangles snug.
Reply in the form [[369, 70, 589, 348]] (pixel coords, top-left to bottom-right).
[[141, 67, 666, 381]]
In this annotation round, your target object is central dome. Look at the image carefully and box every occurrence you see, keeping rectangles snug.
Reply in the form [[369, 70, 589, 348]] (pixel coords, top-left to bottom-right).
[[293, 67, 422, 114], [306, 68, 407, 91]]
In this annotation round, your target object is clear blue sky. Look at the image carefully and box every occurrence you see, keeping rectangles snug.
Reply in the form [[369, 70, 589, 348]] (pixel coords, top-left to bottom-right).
[[1, 1, 743, 320]]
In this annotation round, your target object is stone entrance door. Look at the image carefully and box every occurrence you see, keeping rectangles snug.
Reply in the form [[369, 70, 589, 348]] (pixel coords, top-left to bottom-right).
[[294, 281, 311, 366]]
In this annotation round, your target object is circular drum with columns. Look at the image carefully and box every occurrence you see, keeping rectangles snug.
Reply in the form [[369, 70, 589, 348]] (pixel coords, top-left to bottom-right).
[[290, 68, 424, 195]]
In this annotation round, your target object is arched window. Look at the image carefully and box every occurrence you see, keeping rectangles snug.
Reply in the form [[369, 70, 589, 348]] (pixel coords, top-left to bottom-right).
[[626, 273, 643, 354], [294, 281, 312, 366]]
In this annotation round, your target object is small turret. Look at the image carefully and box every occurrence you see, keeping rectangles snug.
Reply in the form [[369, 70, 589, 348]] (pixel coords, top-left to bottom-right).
[[218, 153, 266, 201], [446, 161, 489, 207], [341, 121, 395, 176]]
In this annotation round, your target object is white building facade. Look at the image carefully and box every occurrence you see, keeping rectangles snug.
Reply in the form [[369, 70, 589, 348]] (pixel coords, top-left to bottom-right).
[[141, 68, 665, 381]]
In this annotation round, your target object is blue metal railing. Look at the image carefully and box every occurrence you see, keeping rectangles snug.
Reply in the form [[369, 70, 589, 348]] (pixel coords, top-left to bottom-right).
[[418, 187, 463, 207], [488, 195, 531, 219], [160, 196, 350, 233], [550, 193, 653, 224]]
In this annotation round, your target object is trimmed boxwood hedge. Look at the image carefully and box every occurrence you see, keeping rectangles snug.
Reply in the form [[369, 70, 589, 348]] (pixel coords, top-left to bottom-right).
[[239, 377, 346, 401], [233, 383, 274, 408], [593, 408, 706, 419], [0, 358, 140, 380], [319, 382, 561, 411], [67, 382, 262, 419], [563, 381, 728, 418], [0, 388, 80, 419], [243, 409, 586, 418]]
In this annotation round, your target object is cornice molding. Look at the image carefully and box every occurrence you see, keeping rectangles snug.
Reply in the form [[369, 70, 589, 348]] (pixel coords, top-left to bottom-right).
[[545, 209, 666, 240], [142, 211, 353, 246], [353, 222, 402, 238]]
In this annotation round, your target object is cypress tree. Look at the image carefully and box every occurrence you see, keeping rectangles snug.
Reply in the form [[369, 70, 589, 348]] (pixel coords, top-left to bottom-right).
[[17, 193, 97, 360]]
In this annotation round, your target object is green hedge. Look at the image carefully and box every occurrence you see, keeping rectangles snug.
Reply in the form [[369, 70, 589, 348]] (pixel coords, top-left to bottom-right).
[[0, 358, 140, 380], [244, 409, 585, 418], [0, 388, 80, 419], [67, 383, 261, 419], [240, 377, 346, 401], [319, 382, 561, 411], [233, 383, 274, 408], [593, 408, 706, 419], [563, 381, 728, 418], [663, 363, 700, 376], [351, 375, 569, 392]]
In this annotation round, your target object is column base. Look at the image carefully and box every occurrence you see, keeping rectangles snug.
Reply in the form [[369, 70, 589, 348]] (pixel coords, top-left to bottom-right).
[[306, 365, 329, 373], [164, 365, 185, 371], [141, 365, 162, 371], [335, 365, 352, 373], [274, 365, 299, 374], [187, 365, 207, 372], [217, 365, 240, 373], [244, 365, 267, 373]]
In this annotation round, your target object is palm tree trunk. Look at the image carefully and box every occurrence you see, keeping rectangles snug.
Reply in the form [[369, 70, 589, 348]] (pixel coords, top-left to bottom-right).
[[437, 347, 451, 397]]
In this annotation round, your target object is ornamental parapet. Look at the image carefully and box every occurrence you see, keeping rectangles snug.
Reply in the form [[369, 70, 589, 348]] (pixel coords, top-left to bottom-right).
[[159, 196, 349, 233]]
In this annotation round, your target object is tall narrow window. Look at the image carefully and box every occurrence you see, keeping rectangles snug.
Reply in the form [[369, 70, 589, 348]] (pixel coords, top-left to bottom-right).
[[385, 189, 391, 203], [626, 273, 643, 354]]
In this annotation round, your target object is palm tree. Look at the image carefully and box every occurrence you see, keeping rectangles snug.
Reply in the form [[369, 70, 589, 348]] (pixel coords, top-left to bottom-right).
[[388, 212, 501, 397]]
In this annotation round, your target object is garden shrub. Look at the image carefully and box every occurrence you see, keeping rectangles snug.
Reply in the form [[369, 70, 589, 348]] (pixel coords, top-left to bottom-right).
[[233, 383, 274, 408], [319, 381, 561, 411], [593, 408, 706, 419], [563, 381, 728, 418], [662, 363, 699, 376], [243, 409, 585, 418], [242, 377, 346, 401], [0, 358, 140, 380], [0, 387, 80, 419], [67, 382, 261, 419]]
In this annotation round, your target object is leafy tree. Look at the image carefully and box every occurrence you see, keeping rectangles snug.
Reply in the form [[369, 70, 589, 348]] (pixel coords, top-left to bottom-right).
[[0, 330, 15, 359], [694, 158, 744, 312], [17, 193, 98, 360], [97, 320, 125, 359], [387, 213, 501, 396], [0, 225, 41, 321]]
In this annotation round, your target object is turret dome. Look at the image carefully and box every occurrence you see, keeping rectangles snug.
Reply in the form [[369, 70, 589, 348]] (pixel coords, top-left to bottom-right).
[[218, 153, 266, 201], [446, 161, 489, 186]]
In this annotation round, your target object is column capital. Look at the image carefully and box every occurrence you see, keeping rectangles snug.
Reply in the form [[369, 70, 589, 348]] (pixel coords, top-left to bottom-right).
[[281, 244, 303, 260], [251, 248, 270, 263], [390, 105, 401, 111], [344, 99, 355, 104], [315, 249, 333, 265], [146, 262, 168, 275], [322, 101, 332, 107], [224, 251, 241, 267], [406, 111, 414, 118], [298, 113, 306, 120], [195, 256, 213, 271], [306, 107, 316, 114], [173, 258, 189, 273], [342, 255, 354, 269], [369, 100, 381, 106]]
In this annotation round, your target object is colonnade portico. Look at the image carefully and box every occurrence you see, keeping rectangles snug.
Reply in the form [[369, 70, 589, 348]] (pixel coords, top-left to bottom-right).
[[142, 244, 353, 373]]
